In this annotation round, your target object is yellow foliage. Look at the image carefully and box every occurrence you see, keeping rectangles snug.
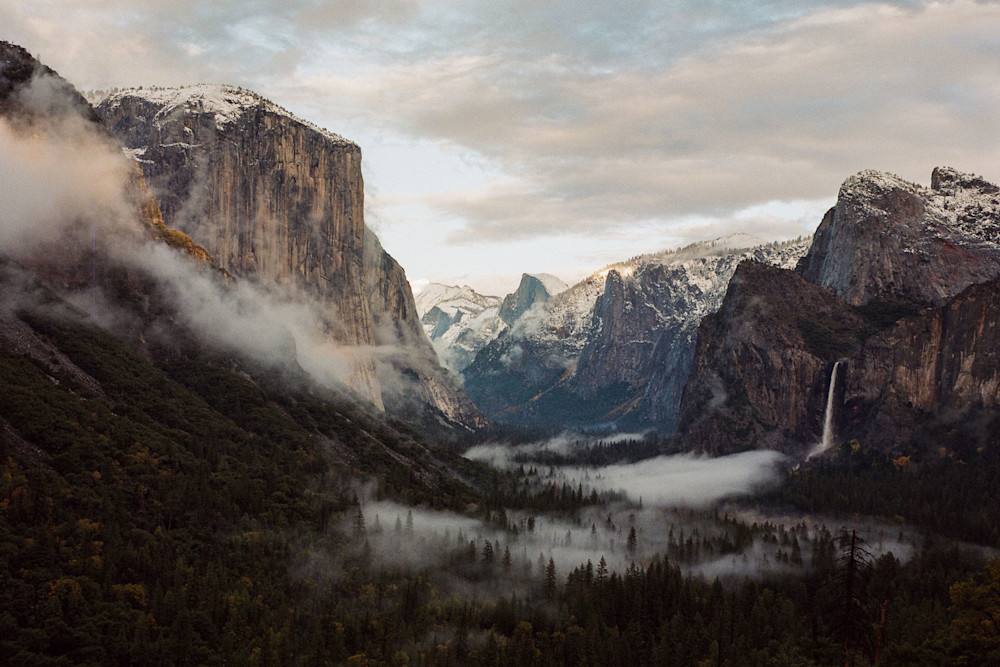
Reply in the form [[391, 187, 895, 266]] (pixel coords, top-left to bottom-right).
[[76, 518, 100, 536], [950, 557, 1000, 641], [892, 455, 910, 469], [112, 583, 148, 608]]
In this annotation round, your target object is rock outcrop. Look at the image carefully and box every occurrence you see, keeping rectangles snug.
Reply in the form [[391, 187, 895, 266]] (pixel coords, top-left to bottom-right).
[[96, 85, 483, 428], [498, 273, 567, 324], [97, 85, 381, 399], [678, 262, 868, 454], [681, 168, 1000, 456], [797, 168, 1000, 306], [362, 229, 487, 430]]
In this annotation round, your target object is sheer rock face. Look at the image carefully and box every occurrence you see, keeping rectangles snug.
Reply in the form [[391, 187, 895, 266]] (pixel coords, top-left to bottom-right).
[[97, 86, 483, 427], [797, 168, 1000, 307], [843, 275, 1000, 448], [679, 262, 1000, 455], [681, 169, 1000, 456], [498, 274, 565, 325], [362, 229, 487, 430], [678, 262, 861, 455]]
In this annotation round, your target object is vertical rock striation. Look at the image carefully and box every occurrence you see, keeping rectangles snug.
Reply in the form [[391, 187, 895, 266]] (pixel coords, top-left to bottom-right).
[[681, 168, 1000, 455], [96, 85, 483, 427]]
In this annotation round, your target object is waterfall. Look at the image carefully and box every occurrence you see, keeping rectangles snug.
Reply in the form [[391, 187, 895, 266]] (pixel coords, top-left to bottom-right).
[[809, 360, 843, 459]]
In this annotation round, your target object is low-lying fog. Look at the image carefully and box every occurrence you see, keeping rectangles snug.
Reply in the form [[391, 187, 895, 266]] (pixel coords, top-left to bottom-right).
[[322, 433, 935, 600]]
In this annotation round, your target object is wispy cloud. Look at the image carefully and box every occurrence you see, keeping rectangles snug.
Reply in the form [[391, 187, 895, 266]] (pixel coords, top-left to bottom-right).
[[4, 0, 998, 290]]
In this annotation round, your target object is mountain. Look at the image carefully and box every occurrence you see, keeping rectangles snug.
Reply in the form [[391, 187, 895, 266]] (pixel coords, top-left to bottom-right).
[[798, 167, 1000, 306], [498, 273, 568, 324], [679, 168, 1000, 456], [414, 273, 568, 377], [461, 236, 811, 430], [415, 283, 504, 374], [95, 84, 484, 430]]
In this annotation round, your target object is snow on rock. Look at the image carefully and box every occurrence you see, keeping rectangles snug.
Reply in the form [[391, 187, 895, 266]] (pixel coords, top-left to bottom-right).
[[98, 84, 354, 144], [798, 167, 1000, 306], [460, 235, 813, 430], [416, 283, 504, 374]]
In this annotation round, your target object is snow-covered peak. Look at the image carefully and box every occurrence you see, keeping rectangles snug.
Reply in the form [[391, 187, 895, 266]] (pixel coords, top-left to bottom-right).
[[98, 84, 354, 144], [527, 273, 569, 296], [838, 167, 1000, 243], [414, 283, 501, 319]]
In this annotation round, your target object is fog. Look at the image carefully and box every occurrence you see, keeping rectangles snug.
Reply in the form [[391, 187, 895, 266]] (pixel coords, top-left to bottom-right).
[[0, 109, 135, 256], [465, 438, 787, 508], [0, 73, 378, 394], [332, 493, 928, 604]]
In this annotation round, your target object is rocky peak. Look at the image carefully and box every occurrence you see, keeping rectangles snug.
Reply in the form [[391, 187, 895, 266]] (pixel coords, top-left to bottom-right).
[[931, 166, 1000, 196], [99, 84, 354, 147], [498, 273, 567, 325], [0, 41, 98, 124], [797, 168, 1000, 307]]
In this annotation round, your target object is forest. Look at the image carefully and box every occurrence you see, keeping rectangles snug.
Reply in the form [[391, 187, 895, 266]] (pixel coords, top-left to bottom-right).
[[2, 302, 1000, 666]]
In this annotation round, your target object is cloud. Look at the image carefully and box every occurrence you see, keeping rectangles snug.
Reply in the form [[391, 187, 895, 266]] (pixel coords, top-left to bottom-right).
[[0, 76, 365, 393], [0, 88, 136, 256], [4, 0, 999, 287], [569, 451, 788, 508], [466, 435, 788, 508]]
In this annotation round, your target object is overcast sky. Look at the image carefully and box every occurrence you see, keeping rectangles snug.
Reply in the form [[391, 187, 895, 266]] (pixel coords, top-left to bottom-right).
[[4, 1, 999, 295]]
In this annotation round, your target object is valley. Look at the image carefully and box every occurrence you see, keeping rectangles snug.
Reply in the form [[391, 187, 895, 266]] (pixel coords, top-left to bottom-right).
[[2, 37, 1000, 666]]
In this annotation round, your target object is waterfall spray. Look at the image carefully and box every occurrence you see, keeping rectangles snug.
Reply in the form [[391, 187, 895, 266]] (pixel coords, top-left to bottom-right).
[[808, 360, 843, 459]]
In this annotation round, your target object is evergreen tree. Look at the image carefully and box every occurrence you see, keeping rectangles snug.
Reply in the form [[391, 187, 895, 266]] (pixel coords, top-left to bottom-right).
[[545, 558, 557, 600]]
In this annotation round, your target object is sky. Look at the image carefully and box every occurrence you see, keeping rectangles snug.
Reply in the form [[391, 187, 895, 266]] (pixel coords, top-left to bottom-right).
[[3, 0, 999, 296]]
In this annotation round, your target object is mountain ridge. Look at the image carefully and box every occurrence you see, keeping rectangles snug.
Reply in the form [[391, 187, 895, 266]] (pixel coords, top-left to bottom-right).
[[462, 235, 811, 430]]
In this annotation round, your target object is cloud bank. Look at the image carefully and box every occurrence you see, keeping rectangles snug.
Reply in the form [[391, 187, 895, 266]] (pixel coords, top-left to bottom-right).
[[465, 436, 788, 508], [3, 1, 998, 292]]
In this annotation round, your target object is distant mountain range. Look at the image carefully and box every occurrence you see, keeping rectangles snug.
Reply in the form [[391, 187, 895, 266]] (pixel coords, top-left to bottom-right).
[[414, 234, 811, 433]]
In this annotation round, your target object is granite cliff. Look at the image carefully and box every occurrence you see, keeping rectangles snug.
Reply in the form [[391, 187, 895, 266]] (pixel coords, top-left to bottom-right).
[[96, 85, 483, 429], [797, 167, 1000, 306], [680, 168, 1000, 456]]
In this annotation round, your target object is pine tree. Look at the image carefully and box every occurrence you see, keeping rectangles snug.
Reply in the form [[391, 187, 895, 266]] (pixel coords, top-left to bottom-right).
[[352, 506, 366, 539], [481, 540, 495, 566], [544, 558, 557, 600]]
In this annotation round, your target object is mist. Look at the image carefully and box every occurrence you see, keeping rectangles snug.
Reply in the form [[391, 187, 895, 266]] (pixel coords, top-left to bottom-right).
[[0, 110, 135, 256], [465, 438, 787, 508], [0, 75, 368, 394]]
